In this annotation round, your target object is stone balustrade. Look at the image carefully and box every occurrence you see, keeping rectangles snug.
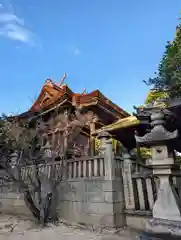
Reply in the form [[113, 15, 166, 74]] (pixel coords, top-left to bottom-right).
[[20, 156, 105, 182], [67, 156, 105, 179]]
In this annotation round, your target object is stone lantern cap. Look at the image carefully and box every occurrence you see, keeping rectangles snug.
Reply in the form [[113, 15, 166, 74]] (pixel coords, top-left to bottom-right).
[[135, 126, 178, 146], [135, 111, 178, 146], [41, 141, 52, 150], [10, 152, 18, 158]]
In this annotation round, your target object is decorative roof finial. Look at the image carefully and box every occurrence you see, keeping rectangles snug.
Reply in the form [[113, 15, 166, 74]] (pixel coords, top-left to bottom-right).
[[45, 79, 53, 84], [60, 72, 67, 85], [81, 88, 86, 95]]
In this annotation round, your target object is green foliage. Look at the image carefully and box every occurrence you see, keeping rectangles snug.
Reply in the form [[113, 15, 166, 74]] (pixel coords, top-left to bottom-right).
[[138, 147, 151, 158], [0, 115, 43, 163], [145, 90, 169, 104], [147, 20, 181, 98]]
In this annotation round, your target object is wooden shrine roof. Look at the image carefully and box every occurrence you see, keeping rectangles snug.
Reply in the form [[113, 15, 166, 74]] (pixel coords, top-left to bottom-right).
[[26, 79, 130, 119]]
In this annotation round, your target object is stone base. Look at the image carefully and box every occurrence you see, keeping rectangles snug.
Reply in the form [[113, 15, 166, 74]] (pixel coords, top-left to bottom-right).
[[144, 218, 181, 238]]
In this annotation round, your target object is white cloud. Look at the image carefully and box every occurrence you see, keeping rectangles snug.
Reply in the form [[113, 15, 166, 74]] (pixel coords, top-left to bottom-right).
[[73, 47, 81, 56], [0, 2, 34, 44], [0, 13, 23, 24], [1, 23, 32, 42]]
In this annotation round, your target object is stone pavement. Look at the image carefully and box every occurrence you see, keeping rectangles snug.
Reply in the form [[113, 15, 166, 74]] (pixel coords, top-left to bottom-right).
[[0, 215, 139, 240]]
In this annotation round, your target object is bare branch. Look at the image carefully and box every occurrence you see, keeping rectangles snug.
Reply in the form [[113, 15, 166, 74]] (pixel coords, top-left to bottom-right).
[[0, 105, 91, 224]]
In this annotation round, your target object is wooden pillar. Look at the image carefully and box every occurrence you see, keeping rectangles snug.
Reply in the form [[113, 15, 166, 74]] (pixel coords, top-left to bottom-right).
[[63, 108, 69, 156], [52, 131, 56, 150], [89, 121, 95, 156]]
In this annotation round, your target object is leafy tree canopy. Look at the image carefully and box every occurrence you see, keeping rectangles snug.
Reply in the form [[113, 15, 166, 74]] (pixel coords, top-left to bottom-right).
[[144, 90, 169, 105], [147, 19, 181, 98]]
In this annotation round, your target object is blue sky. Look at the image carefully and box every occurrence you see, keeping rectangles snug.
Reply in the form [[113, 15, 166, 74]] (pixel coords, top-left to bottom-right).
[[0, 0, 181, 116]]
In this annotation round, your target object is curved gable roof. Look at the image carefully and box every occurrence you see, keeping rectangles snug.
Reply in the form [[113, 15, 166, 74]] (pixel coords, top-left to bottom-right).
[[29, 79, 130, 118]]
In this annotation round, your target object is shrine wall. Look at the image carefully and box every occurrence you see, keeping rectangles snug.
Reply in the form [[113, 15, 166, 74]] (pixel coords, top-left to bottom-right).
[[0, 179, 125, 228], [0, 156, 125, 228], [0, 154, 155, 229]]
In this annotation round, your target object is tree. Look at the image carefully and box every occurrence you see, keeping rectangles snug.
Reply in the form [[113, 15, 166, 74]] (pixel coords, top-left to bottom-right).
[[147, 20, 181, 98], [144, 90, 169, 105], [0, 107, 90, 225], [137, 22, 181, 158]]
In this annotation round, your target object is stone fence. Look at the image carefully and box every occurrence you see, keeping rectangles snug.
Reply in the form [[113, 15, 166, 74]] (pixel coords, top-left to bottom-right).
[[114, 155, 157, 229], [0, 148, 180, 229], [20, 156, 105, 181], [0, 154, 125, 228]]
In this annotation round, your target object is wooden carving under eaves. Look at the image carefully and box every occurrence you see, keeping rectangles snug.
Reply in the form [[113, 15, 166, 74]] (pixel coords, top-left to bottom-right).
[[30, 80, 70, 111], [39, 92, 52, 108]]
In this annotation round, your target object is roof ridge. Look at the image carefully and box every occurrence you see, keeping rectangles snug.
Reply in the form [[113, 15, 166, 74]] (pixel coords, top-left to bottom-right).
[[28, 78, 129, 117]]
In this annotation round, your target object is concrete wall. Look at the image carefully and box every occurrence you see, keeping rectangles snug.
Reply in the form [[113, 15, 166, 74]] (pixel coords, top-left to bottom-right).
[[0, 133, 154, 229], [57, 178, 125, 228], [0, 178, 125, 228], [0, 183, 33, 219]]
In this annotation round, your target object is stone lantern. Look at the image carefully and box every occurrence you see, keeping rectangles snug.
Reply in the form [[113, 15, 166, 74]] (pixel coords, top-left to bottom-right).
[[42, 141, 52, 160], [135, 110, 181, 236], [9, 151, 18, 168]]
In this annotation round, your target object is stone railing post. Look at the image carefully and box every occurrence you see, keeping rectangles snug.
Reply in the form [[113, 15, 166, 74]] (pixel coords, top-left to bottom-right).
[[98, 131, 115, 180], [122, 151, 135, 210], [98, 131, 126, 228], [135, 110, 181, 236]]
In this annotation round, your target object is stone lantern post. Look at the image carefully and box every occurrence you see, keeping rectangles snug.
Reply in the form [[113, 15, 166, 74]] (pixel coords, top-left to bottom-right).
[[10, 151, 18, 168], [42, 141, 52, 161], [135, 110, 181, 236], [9, 151, 20, 180]]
